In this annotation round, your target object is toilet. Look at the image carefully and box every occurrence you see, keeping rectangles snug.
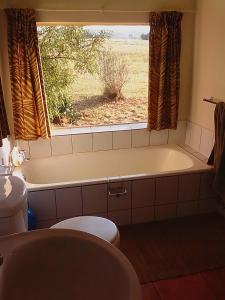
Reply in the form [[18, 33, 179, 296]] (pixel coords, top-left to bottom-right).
[[51, 216, 120, 247], [0, 176, 28, 236]]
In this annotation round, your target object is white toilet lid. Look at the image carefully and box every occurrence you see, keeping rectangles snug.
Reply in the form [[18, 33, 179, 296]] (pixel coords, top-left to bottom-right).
[[51, 216, 119, 244], [0, 176, 27, 217]]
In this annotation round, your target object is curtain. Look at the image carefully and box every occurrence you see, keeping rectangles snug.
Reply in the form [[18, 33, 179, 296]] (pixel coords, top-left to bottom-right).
[[0, 77, 10, 147], [5, 8, 51, 140], [148, 12, 183, 130]]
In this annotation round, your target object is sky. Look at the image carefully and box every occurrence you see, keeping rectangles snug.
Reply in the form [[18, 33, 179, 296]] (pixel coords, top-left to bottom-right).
[[85, 25, 149, 39]]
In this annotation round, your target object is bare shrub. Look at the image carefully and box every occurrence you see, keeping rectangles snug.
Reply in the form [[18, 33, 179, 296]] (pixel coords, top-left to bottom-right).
[[98, 51, 128, 100]]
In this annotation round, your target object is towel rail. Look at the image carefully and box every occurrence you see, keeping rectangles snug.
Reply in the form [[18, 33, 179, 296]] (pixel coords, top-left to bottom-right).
[[203, 97, 218, 105]]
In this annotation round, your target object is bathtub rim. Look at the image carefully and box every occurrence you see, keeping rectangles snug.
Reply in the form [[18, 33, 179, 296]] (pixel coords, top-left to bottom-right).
[[13, 145, 212, 191]]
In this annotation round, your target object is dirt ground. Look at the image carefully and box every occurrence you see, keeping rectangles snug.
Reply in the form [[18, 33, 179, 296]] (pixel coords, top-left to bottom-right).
[[71, 95, 148, 126]]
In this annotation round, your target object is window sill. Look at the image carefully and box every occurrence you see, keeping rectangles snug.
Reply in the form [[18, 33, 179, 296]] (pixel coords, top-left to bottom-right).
[[51, 122, 148, 136]]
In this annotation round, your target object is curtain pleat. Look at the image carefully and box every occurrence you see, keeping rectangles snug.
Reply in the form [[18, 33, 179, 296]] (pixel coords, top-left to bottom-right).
[[5, 8, 51, 140], [0, 77, 10, 147], [148, 12, 183, 130]]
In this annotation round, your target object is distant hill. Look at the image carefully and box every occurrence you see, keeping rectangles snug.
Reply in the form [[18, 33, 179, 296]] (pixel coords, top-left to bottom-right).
[[85, 25, 150, 40]]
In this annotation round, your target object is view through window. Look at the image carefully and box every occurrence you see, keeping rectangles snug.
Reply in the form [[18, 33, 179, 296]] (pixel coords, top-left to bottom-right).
[[38, 25, 149, 128]]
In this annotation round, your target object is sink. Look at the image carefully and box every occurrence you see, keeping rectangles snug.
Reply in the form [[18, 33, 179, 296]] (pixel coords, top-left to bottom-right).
[[0, 229, 141, 300]]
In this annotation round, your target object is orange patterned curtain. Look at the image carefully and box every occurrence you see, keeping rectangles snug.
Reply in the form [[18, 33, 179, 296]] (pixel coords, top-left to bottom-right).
[[5, 9, 51, 140], [148, 12, 183, 130], [0, 77, 10, 147]]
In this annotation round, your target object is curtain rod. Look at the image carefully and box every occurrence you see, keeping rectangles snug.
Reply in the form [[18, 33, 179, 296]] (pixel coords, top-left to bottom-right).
[[35, 8, 196, 14]]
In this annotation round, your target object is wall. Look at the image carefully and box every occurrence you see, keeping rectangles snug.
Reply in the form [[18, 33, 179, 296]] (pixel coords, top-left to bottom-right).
[[4, 0, 196, 12], [189, 0, 225, 130]]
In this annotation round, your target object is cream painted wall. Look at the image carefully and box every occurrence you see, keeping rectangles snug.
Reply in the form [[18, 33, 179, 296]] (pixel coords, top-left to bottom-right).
[[189, 0, 225, 130], [4, 0, 196, 12], [179, 13, 195, 121]]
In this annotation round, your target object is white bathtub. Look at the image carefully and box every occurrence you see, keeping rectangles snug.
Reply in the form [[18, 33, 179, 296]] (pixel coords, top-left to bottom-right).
[[15, 145, 210, 191]]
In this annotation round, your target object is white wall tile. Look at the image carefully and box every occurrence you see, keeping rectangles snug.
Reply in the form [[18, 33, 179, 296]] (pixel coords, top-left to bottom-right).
[[82, 184, 108, 214], [17, 140, 30, 158], [108, 181, 131, 211], [55, 187, 82, 218], [178, 174, 201, 202], [155, 176, 178, 205], [199, 128, 214, 157], [1, 138, 11, 165], [150, 130, 168, 146], [132, 178, 155, 208], [155, 204, 177, 221], [28, 190, 56, 221], [185, 122, 191, 145], [93, 132, 112, 151], [83, 212, 108, 218], [108, 210, 131, 226], [189, 123, 202, 151], [132, 129, 150, 147], [168, 121, 187, 144], [132, 207, 154, 224], [29, 138, 52, 158], [51, 135, 72, 156], [177, 201, 198, 217], [113, 130, 131, 149], [72, 134, 93, 153]]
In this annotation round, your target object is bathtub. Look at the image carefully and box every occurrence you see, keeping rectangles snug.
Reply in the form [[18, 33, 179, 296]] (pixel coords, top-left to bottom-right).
[[15, 145, 215, 228], [15, 145, 210, 190]]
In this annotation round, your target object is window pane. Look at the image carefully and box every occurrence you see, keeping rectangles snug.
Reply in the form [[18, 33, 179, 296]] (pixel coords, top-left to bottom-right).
[[38, 25, 149, 128]]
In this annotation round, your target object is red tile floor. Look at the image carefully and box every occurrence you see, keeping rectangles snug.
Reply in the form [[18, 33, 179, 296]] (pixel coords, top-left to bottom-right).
[[142, 267, 225, 300]]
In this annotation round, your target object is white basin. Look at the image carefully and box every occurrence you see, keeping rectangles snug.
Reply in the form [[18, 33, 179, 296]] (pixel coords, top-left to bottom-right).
[[0, 229, 141, 300]]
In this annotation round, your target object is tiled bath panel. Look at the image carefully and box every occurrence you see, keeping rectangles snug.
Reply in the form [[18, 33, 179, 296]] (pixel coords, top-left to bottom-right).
[[28, 171, 218, 229], [18, 121, 187, 159]]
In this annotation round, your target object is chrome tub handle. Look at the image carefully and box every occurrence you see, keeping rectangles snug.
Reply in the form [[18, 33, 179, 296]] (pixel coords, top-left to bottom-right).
[[108, 188, 127, 197]]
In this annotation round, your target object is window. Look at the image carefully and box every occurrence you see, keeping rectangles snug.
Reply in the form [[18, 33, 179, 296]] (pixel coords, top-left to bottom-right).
[[38, 25, 149, 128]]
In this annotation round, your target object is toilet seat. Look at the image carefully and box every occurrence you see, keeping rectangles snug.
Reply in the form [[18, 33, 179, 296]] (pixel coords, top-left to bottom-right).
[[51, 216, 120, 247]]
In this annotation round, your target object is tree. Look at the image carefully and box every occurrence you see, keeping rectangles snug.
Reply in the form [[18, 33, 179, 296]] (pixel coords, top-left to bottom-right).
[[140, 33, 149, 40], [98, 51, 128, 101], [38, 26, 109, 124]]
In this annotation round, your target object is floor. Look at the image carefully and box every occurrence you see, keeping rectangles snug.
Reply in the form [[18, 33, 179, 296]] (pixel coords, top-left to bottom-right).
[[142, 267, 225, 300], [119, 213, 225, 283], [118, 213, 225, 300]]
